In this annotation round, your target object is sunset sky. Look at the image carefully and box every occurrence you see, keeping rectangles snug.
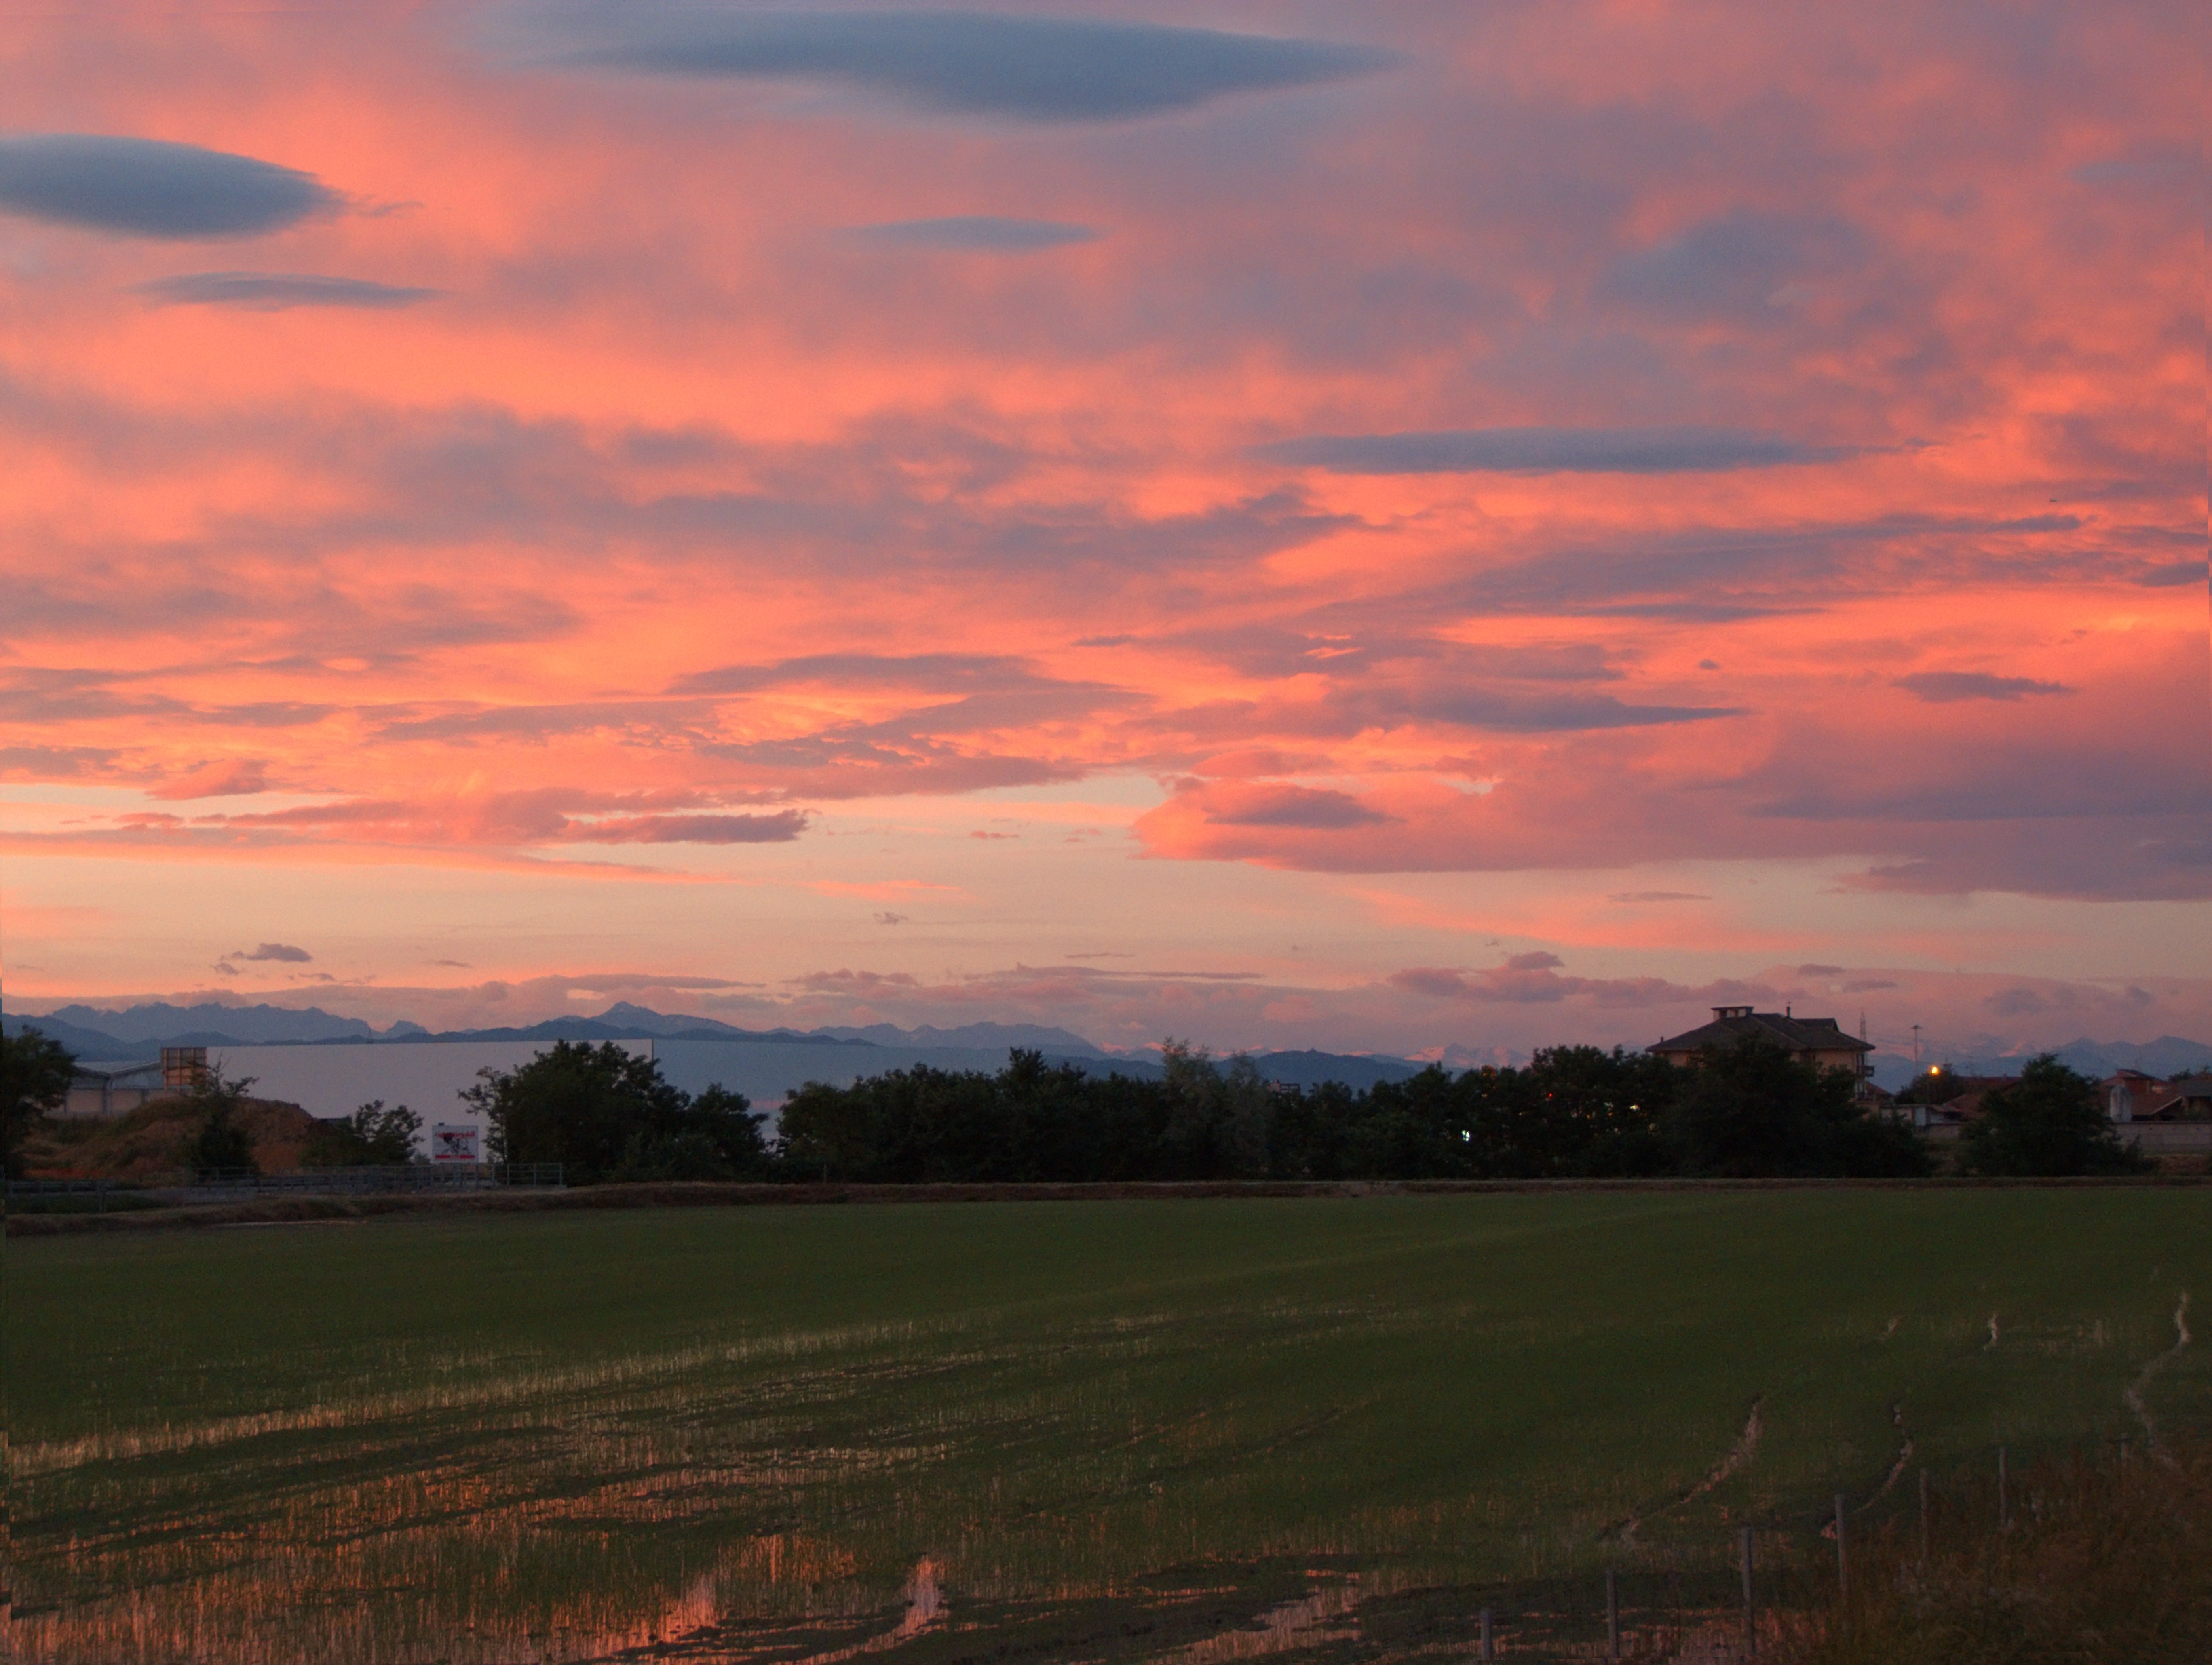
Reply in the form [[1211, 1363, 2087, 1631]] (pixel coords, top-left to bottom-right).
[[2, 0, 2204, 1060]]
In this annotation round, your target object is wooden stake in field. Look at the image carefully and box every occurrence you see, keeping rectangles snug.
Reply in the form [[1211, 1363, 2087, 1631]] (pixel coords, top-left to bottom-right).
[[1917, 1466, 1931, 1567], [1739, 1525, 1756, 1655], [1478, 1606, 1494, 1661], [1605, 1567, 1619, 1659], [1834, 1494, 1849, 1596]]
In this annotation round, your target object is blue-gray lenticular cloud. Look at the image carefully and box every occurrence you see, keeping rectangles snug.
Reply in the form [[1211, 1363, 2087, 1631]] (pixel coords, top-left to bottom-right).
[[1258, 426, 1857, 475], [136, 272, 441, 310], [1209, 787, 1396, 830], [847, 215, 1098, 250], [570, 810, 812, 843], [1893, 672, 2075, 702], [0, 134, 338, 238], [502, 5, 1393, 122]]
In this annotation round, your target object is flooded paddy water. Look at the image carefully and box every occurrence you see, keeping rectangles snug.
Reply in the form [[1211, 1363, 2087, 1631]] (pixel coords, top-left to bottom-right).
[[10, 1193, 2207, 1662]]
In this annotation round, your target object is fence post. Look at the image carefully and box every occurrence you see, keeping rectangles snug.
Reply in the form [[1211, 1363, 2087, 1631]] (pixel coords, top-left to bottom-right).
[[1917, 1466, 1929, 1568], [1997, 1447, 2009, 1529], [1834, 1494, 1848, 1597], [1605, 1567, 1619, 1659], [1739, 1525, 1755, 1654], [1478, 1606, 1493, 1661]]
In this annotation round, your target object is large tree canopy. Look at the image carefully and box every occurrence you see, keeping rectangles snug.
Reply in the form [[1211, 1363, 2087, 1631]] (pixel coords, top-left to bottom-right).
[[777, 1039, 1929, 1185], [464, 1042, 767, 1183], [3, 1026, 76, 1178], [1664, 1039, 1930, 1178], [1960, 1055, 2151, 1176]]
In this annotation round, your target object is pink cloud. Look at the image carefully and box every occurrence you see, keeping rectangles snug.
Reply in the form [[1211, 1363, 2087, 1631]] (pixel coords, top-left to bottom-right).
[[147, 757, 269, 799], [0, 0, 2200, 1033]]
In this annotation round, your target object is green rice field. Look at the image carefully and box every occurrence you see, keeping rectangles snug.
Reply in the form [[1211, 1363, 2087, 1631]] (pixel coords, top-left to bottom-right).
[[9, 1190, 2208, 1663]]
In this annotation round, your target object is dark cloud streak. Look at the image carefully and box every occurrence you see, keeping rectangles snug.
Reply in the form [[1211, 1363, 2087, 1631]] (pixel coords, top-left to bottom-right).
[[225, 942, 311, 963], [565, 810, 809, 844], [1894, 671, 2073, 702], [507, 6, 1393, 123], [0, 134, 338, 238], [136, 272, 441, 310], [1258, 426, 1857, 474], [845, 215, 1098, 250]]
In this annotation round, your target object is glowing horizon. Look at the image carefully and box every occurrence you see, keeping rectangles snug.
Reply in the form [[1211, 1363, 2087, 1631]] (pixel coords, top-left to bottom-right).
[[3, 1, 2205, 1060]]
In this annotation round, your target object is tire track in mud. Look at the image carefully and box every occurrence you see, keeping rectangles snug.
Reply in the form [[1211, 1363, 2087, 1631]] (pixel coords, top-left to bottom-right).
[[1144, 1585, 1361, 1665], [1853, 1402, 1914, 1513], [786, 1560, 945, 1665], [2123, 1291, 2191, 1462], [1602, 1397, 1762, 1543], [1825, 1404, 1912, 1535]]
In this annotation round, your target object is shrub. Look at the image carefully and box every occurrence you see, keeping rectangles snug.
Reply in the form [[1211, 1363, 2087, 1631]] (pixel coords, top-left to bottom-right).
[[1959, 1056, 2152, 1176], [302, 1100, 424, 1166], [1776, 1443, 2210, 1664], [1664, 1037, 1931, 1178], [3, 1026, 76, 1179], [184, 1069, 261, 1174], [464, 1043, 766, 1184]]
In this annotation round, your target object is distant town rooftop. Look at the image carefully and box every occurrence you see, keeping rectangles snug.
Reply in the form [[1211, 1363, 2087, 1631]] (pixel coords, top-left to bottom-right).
[[1650, 1007, 1874, 1069]]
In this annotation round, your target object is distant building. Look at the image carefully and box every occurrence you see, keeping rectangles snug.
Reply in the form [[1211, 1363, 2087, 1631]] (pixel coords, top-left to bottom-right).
[[59, 1045, 214, 1118], [1650, 1007, 1874, 1076], [2105, 1071, 2212, 1123], [1851, 1077, 1907, 1122], [2104, 1070, 2161, 1122], [1923, 1077, 2017, 1127], [161, 1045, 209, 1087], [63, 1060, 166, 1117]]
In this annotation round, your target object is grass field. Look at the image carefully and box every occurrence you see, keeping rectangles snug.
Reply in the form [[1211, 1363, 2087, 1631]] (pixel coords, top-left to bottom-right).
[[10, 1191, 2208, 1663]]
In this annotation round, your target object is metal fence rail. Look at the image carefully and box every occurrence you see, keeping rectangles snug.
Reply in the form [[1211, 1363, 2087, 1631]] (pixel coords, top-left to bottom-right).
[[8, 1177, 118, 1196], [180, 1163, 564, 1193], [10, 1165, 566, 1203]]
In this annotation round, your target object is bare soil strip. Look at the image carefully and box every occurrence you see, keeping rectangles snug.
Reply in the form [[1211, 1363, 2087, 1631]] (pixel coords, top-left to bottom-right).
[[1605, 1397, 1763, 1542], [2123, 1290, 2192, 1458], [13, 1174, 2208, 1237]]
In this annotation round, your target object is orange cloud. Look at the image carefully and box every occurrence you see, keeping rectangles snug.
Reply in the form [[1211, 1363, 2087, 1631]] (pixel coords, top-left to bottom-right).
[[0, 0, 2201, 1035]]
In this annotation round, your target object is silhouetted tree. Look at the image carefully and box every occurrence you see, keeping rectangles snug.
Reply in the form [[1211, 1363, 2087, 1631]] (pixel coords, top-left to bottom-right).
[[1662, 1037, 1929, 1178], [612, 1085, 771, 1180], [1895, 1064, 1964, 1106], [303, 1100, 423, 1166], [763, 1034, 1936, 1186], [1959, 1055, 2151, 1176], [185, 1068, 261, 1174], [3, 1027, 76, 1179], [465, 1042, 764, 1183]]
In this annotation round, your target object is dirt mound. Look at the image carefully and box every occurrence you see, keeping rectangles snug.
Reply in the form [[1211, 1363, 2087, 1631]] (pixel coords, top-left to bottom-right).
[[21, 1095, 323, 1180]]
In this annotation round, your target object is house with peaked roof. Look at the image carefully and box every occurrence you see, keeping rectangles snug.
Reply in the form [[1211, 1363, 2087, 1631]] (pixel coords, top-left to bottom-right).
[[1649, 1007, 1874, 1077], [2106, 1071, 2212, 1123]]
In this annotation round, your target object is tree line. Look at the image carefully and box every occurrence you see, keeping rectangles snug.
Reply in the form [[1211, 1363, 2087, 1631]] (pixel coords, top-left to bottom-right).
[[2, 1028, 2150, 1183], [457, 1037, 2152, 1183]]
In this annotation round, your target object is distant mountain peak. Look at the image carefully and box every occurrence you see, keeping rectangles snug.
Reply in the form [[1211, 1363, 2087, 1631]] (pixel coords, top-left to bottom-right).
[[13, 1001, 375, 1047], [813, 1020, 1108, 1055]]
